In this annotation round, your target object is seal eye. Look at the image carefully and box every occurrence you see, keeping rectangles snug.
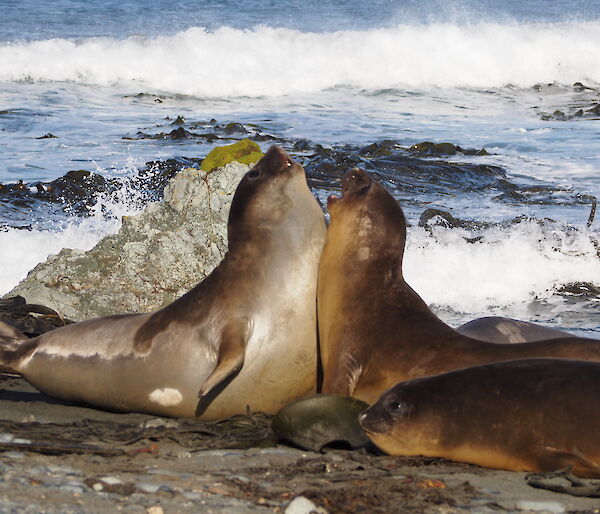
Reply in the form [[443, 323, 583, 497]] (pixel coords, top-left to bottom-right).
[[387, 401, 403, 413], [285, 159, 292, 168], [247, 169, 260, 179]]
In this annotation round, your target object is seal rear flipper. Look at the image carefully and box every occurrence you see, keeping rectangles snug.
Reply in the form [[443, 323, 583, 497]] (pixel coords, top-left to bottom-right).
[[0, 321, 26, 342], [0, 337, 38, 374], [536, 445, 600, 478], [197, 317, 252, 399]]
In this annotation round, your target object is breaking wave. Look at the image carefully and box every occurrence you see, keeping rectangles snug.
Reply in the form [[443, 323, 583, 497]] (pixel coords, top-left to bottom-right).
[[1, 21, 599, 96]]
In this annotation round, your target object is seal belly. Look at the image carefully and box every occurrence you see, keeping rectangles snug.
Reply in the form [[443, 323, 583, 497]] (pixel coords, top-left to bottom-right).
[[24, 334, 215, 417]]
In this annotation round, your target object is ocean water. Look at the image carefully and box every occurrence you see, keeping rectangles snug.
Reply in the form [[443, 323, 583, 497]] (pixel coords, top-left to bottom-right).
[[1, 0, 600, 334]]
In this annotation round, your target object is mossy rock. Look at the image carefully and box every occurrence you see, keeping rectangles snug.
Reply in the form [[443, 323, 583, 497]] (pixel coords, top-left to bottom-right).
[[200, 139, 263, 172]]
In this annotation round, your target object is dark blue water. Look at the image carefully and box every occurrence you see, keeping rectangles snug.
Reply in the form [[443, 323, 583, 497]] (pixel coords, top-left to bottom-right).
[[1, 0, 598, 42]]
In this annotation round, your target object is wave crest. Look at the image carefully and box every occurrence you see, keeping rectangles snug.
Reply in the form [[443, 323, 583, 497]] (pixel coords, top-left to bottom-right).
[[1, 22, 599, 95]]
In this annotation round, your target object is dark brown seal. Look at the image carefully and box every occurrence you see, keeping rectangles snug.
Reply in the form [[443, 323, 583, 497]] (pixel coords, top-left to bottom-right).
[[360, 358, 600, 477], [0, 146, 326, 419], [317, 168, 600, 404]]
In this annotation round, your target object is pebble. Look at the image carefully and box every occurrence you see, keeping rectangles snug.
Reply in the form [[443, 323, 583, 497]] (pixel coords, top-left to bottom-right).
[[285, 496, 328, 514], [137, 483, 160, 494], [0, 433, 14, 443], [182, 491, 206, 501], [515, 500, 565, 513], [4, 452, 25, 459], [60, 484, 86, 494], [141, 418, 179, 429], [99, 476, 124, 485], [146, 507, 163, 514]]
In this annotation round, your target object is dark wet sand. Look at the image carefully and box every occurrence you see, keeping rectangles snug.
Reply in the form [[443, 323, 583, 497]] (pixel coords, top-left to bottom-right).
[[0, 375, 598, 513]]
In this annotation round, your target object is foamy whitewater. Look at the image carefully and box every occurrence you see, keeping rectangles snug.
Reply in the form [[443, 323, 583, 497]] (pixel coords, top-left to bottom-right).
[[2, 22, 600, 93], [1, 0, 600, 334]]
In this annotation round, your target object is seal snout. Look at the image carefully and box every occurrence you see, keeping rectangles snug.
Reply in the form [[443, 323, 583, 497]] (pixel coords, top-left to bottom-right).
[[341, 168, 372, 198], [263, 145, 295, 172], [358, 406, 392, 435]]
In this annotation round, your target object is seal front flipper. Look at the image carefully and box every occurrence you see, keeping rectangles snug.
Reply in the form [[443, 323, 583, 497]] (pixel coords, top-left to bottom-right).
[[322, 352, 364, 397], [197, 317, 253, 400], [534, 445, 600, 478]]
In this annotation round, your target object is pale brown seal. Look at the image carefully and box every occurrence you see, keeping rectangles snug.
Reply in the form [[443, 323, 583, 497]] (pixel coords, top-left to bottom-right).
[[360, 358, 600, 477], [317, 168, 600, 404], [0, 146, 326, 419], [456, 316, 571, 343]]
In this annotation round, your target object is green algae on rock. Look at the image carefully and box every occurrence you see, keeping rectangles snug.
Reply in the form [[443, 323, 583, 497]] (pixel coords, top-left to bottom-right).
[[200, 139, 263, 172]]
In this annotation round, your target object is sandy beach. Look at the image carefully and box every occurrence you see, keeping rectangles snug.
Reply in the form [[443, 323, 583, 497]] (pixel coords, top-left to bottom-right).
[[0, 374, 597, 513]]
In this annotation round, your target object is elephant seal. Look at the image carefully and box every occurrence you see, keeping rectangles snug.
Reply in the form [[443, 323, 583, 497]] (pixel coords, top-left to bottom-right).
[[0, 146, 327, 419], [317, 168, 600, 404], [456, 316, 571, 343], [359, 358, 600, 477]]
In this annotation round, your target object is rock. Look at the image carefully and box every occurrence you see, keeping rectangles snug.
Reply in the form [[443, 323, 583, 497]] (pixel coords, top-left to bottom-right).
[[6, 161, 250, 321], [409, 141, 489, 156], [272, 395, 370, 452], [223, 122, 248, 134], [170, 116, 185, 126], [285, 496, 328, 514], [200, 139, 263, 172]]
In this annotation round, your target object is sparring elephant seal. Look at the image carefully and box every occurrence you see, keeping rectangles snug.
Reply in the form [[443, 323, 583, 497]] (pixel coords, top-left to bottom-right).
[[456, 316, 572, 343], [317, 168, 600, 404], [359, 358, 600, 477], [0, 146, 327, 419]]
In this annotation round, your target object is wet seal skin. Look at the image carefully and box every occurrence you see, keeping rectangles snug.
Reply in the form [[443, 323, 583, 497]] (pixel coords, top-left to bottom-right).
[[0, 146, 327, 419], [360, 358, 600, 477], [456, 316, 571, 343], [317, 168, 600, 405]]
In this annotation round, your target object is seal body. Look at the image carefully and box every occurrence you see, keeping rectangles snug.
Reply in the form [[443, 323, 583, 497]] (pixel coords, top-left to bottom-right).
[[0, 147, 326, 419], [360, 358, 600, 477], [457, 316, 571, 343], [317, 168, 600, 404]]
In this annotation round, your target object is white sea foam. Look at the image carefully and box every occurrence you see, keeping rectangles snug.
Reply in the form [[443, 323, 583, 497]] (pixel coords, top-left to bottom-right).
[[0, 22, 599, 96], [0, 170, 145, 296], [3, 206, 599, 317], [404, 222, 600, 314]]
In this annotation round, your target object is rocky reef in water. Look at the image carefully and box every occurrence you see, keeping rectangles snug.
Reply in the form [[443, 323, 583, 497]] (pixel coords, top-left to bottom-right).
[[7, 162, 250, 321]]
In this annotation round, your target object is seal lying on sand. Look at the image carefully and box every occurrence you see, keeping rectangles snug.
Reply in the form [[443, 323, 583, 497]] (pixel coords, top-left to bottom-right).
[[456, 316, 571, 343], [360, 358, 600, 477], [0, 146, 326, 419], [317, 168, 600, 404]]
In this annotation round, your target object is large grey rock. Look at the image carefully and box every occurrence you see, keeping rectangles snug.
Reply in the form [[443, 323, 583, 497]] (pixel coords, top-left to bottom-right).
[[6, 162, 250, 321]]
